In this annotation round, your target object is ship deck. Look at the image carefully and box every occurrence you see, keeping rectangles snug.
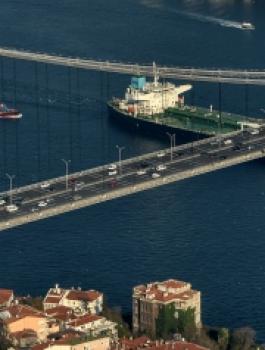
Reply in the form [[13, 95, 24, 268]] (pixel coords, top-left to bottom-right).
[[141, 105, 263, 135]]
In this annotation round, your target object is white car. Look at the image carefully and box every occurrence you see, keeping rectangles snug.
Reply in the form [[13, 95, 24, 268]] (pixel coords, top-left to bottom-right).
[[6, 204, 18, 213], [157, 151, 166, 158], [250, 129, 259, 135], [223, 139, 233, 145], [152, 172, 161, 179], [73, 194, 82, 201], [108, 170, 117, 176], [31, 207, 39, 212], [156, 164, 167, 171], [0, 199, 6, 206], [38, 201, 48, 207], [74, 181, 85, 191], [108, 164, 117, 170], [137, 169, 147, 175], [40, 182, 50, 189]]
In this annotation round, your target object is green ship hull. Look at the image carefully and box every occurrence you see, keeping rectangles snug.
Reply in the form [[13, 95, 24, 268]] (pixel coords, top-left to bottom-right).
[[108, 101, 265, 144]]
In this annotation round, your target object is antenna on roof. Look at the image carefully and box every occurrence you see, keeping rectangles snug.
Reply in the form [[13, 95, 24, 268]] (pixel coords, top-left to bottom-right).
[[153, 62, 159, 86]]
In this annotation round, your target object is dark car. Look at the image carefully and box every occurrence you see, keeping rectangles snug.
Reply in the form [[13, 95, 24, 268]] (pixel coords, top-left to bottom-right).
[[13, 197, 24, 206], [140, 161, 150, 168]]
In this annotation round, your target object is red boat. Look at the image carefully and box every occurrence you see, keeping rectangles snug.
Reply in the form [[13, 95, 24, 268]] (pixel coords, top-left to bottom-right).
[[0, 103, 22, 120]]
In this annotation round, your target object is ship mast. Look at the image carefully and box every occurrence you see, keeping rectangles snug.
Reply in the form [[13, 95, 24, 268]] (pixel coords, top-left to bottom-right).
[[153, 62, 159, 86]]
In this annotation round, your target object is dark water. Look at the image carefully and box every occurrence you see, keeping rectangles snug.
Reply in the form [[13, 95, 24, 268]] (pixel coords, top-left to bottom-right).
[[1, 0, 265, 341]]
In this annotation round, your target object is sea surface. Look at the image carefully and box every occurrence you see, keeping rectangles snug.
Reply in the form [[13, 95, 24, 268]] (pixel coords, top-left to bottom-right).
[[0, 0, 265, 341]]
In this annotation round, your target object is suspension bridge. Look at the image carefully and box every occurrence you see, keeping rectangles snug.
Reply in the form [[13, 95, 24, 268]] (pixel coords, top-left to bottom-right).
[[0, 47, 265, 231], [0, 47, 265, 85]]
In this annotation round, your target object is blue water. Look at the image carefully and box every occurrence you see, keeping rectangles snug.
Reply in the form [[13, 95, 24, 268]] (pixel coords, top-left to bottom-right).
[[1, 0, 265, 341]]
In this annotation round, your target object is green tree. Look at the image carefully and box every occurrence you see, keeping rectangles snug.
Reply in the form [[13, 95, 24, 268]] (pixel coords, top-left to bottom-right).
[[176, 307, 196, 341], [156, 304, 178, 339], [156, 304, 196, 340], [101, 298, 131, 338], [218, 328, 229, 350]]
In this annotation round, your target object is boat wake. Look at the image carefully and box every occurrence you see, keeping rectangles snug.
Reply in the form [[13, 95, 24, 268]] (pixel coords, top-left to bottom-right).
[[140, 0, 244, 30], [173, 10, 243, 29]]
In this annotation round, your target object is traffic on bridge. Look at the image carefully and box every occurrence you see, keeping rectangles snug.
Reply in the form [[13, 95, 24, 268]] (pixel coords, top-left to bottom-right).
[[1, 127, 265, 231]]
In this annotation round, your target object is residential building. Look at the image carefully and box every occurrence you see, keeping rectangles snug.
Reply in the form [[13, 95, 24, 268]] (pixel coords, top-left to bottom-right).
[[0, 289, 14, 308], [45, 305, 75, 327], [32, 334, 112, 350], [9, 329, 38, 348], [66, 314, 117, 339], [119, 336, 150, 350], [1, 303, 60, 344], [117, 338, 209, 350], [4, 314, 50, 341], [43, 284, 103, 315], [132, 279, 201, 337]]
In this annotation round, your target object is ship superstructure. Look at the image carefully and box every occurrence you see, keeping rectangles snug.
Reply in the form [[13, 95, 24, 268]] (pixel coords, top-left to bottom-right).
[[118, 75, 192, 116]]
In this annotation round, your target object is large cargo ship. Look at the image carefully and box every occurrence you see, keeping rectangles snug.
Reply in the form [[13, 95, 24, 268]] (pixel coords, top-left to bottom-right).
[[108, 75, 263, 143]]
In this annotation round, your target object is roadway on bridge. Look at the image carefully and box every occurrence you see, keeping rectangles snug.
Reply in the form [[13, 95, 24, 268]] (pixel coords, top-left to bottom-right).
[[1, 127, 265, 228]]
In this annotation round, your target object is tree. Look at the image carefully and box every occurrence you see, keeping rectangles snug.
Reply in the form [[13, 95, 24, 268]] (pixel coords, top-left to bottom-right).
[[176, 308, 196, 341], [218, 328, 229, 350], [156, 304, 197, 340], [101, 298, 131, 338], [156, 304, 178, 339], [230, 327, 256, 350]]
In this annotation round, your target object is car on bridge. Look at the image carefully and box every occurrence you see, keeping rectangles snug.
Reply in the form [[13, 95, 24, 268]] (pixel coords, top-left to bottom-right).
[[74, 181, 85, 191], [156, 164, 167, 171], [137, 169, 147, 175], [157, 151, 166, 158], [5, 204, 18, 213], [152, 172, 161, 179], [108, 164, 117, 170]]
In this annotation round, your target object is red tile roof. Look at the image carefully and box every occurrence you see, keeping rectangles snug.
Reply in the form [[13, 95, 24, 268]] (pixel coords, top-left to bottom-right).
[[134, 280, 198, 303], [0, 289, 13, 305], [68, 314, 102, 327], [5, 314, 45, 325], [146, 341, 209, 350], [162, 280, 187, 289], [66, 290, 101, 302], [5, 304, 43, 318], [44, 296, 62, 304], [45, 306, 74, 321], [120, 336, 150, 350], [9, 329, 37, 340], [32, 334, 84, 350]]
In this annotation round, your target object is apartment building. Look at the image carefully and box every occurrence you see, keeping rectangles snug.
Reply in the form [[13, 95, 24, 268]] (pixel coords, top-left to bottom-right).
[[132, 279, 201, 337]]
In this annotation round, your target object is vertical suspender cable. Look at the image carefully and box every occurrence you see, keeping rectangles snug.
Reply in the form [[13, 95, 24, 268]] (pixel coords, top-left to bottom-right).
[[218, 82, 223, 132], [45, 63, 51, 174], [13, 59, 20, 185], [68, 66, 73, 167], [35, 61, 41, 181], [76, 67, 82, 168], [245, 84, 249, 117]]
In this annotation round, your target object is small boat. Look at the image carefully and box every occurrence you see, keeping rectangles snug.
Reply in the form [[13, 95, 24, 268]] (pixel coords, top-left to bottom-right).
[[0, 103, 22, 120], [241, 22, 255, 30]]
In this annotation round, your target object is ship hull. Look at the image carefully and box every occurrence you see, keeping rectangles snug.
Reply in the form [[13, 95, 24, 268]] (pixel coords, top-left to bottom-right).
[[0, 112, 22, 120], [107, 103, 208, 144]]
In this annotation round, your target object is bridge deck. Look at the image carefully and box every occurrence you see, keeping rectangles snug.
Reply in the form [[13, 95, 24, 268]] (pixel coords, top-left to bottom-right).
[[1, 128, 265, 232], [0, 47, 265, 85]]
